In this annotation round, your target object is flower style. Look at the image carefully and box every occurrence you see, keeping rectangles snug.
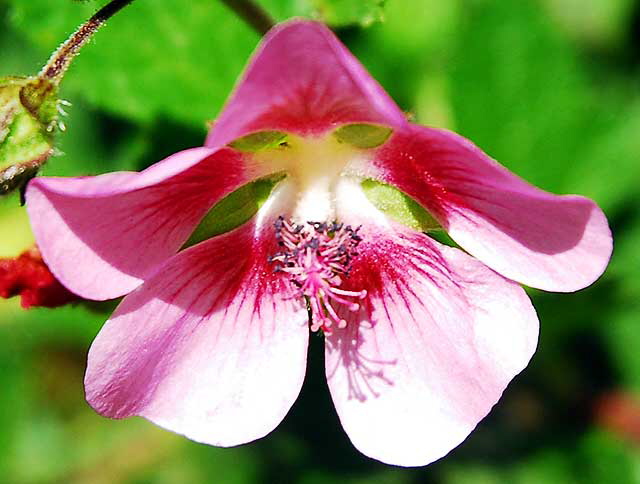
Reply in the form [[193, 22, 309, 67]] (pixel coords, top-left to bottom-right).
[[25, 20, 612, 466]]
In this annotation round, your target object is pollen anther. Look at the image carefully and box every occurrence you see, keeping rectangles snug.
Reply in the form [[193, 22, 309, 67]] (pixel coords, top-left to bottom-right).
[[269, 216, 366, 334]]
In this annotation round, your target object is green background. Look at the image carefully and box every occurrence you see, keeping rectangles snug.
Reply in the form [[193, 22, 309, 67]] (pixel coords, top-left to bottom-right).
[[1, 0, 639, 482]]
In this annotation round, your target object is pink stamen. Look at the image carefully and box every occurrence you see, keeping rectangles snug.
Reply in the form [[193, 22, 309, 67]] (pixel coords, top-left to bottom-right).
[[330, 287, 367, 299], [269, 217, 366, 333]]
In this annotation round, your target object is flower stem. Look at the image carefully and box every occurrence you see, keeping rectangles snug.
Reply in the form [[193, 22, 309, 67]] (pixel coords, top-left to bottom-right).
[[39, 0, 137, 84], [219, 0, 275, 36]]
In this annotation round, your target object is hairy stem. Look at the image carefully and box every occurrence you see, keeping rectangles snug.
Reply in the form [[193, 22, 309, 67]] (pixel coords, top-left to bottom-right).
[[39, 0, 137, 83], [219, 0, 275, 35]]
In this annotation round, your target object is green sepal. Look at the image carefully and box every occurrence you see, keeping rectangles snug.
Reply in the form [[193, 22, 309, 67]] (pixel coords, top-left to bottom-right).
[[228, 131, 288, 152], [1, 76, 59, 197], [183, 174, 284, 248], [361, 178, 442, 232], [334, 123, 393, 149]]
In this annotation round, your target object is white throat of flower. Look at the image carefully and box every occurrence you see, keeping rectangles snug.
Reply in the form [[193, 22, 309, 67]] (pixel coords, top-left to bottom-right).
[[257, 135, 374, 333], [257, 134, 370, 222]]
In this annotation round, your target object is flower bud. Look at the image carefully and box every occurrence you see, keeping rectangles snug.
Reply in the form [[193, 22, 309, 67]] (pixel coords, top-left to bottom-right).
[[0, 76, 59, 201], [0, 247, 78, 309]]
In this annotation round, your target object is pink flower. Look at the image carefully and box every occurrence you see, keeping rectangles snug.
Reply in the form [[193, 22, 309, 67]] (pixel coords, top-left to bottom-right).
[[25, 20, 612, 466]]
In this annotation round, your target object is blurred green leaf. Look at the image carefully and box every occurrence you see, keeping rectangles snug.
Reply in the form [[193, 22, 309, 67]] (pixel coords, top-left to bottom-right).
[[443, 451, 579, 484], [608, 212, 640, 300], [40, 96, 149, 177], [312, 0, 385, 27], [349, 0, 460, 110], [444, 465, 503, 484], [449, 1, 592, 192], [567, 100, 640, 213], [0, 194, 34, 254], [259, 0, 386, 26], [443, 440, 635, 484], [447, 1, 640, 216], [7, 0, 391, 131], [542, 0, 636, 48], [578, 430, 640, 484], [9, 0, 260, 127], [301, 469, 411, 484], [604, 212, 640, 391]]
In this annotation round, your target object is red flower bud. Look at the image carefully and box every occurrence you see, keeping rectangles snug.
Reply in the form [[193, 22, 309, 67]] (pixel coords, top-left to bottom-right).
[[0, 247, 78, 309]]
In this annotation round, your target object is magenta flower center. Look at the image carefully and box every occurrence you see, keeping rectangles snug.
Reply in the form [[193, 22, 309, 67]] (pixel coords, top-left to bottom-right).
[[269, 216, 367, 333]]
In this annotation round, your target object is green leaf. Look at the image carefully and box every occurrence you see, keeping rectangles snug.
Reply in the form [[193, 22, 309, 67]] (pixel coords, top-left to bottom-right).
[[361, 179, 441, 232]]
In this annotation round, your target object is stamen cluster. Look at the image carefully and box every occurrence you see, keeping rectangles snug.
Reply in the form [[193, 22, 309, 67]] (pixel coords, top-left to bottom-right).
[[269, 216, 367, 333]]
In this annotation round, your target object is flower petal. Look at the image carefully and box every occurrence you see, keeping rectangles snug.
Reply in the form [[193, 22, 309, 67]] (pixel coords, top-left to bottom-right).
[[85, 188, 309, 446], [206, 20, 407, 147], [371, 125, 612, 291], [27, 147, 260, 300], [325, 180, 538, 466]]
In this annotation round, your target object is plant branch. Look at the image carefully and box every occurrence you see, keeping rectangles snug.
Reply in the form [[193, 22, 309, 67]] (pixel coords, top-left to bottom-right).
[[219, 0, 275, 36], [40, 0, 137, 83]]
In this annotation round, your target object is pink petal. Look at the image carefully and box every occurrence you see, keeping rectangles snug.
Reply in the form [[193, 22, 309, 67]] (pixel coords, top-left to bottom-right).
[[325, 181, 538, 466], [84, 202, 309, 446], [206, 20, 407, 147], [27, 147, 259, 300], [372, 125, 612, 291]]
